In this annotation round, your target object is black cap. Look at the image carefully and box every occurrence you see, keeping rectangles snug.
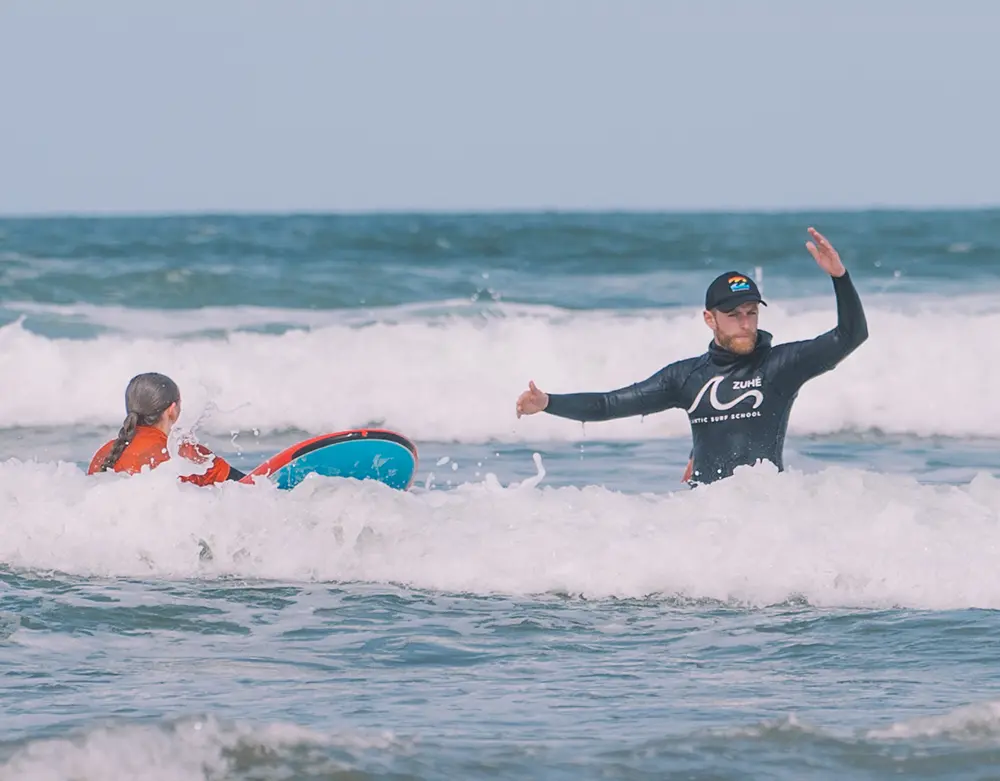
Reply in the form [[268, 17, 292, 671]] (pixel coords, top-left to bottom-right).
[[704, 271, 767, 312]]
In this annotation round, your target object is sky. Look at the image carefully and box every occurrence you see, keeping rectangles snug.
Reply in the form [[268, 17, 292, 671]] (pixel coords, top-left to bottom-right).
[[1, 0, 998, 215]]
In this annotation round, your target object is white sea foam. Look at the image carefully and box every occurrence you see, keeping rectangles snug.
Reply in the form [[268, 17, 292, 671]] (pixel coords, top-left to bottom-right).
[[867, 700, 1000, 741], [3, 456, 1000, 609], [0, 297, 989, 442], [0, 714, 397, 781]]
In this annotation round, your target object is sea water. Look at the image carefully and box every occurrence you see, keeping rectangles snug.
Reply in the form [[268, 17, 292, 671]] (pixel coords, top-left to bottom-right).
[[2, 211, 1000, 779]]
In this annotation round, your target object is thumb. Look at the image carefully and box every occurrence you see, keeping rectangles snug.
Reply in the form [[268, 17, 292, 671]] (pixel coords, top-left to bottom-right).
[[529, 380, 538, 393]]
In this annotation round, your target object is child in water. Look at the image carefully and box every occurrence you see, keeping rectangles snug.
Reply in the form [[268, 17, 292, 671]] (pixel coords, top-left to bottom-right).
[[88, 372, 245, 485]]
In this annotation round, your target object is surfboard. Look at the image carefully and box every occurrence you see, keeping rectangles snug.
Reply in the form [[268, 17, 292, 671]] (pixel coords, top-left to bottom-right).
[[239, 429, 418, 490]]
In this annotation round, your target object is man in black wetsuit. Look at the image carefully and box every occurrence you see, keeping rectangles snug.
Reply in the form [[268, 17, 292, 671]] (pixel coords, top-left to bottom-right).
[[515, 227, 868, 486]]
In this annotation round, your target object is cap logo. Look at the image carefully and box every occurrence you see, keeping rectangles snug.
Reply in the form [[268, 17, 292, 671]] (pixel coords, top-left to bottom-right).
[[728, 275, 750, 292]]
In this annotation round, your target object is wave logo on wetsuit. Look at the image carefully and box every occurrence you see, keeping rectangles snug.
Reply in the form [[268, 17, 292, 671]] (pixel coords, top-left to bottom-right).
[[728, 275, 751, 292], [686, 375, 764, 413]]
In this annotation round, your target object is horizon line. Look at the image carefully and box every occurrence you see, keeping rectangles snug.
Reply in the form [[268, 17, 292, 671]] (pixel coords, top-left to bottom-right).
[[2, 203, 1000, 220]]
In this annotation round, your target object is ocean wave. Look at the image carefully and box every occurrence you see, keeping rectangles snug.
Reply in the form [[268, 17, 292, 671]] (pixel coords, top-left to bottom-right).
[[3, 457, 1000, 609], [0, 298, 991, 441]]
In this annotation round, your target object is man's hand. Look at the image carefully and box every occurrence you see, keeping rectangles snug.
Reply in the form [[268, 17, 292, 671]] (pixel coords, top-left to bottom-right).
[[516, 380, 549, 418], [805, 227, 846, 278]]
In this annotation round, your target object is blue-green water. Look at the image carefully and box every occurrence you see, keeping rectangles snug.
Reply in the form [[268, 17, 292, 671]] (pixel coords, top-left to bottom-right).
[[3, 212, 1000, 779]]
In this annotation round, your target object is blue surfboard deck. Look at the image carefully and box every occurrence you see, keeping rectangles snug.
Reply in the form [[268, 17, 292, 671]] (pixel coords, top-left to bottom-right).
[[241, 429, 418, 490]]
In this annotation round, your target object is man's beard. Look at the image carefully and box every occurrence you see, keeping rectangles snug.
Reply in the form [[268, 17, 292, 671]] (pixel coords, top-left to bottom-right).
[[716, 330, 757, 355]]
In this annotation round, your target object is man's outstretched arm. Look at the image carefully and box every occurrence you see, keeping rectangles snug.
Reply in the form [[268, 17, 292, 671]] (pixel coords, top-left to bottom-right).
[[775, 227, 869, 385], [516, 367, 684, 423]]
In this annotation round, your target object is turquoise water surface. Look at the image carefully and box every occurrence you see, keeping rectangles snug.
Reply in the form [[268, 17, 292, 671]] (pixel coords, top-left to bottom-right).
[[3, 211, 1000, 779]]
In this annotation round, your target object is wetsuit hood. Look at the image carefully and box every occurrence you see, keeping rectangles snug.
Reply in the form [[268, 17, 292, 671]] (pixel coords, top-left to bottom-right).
[[707, 330, 773, 366]]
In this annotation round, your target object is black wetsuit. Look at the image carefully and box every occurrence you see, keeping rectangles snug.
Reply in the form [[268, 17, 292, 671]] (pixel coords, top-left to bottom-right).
[[544, 272, 868, 485]]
